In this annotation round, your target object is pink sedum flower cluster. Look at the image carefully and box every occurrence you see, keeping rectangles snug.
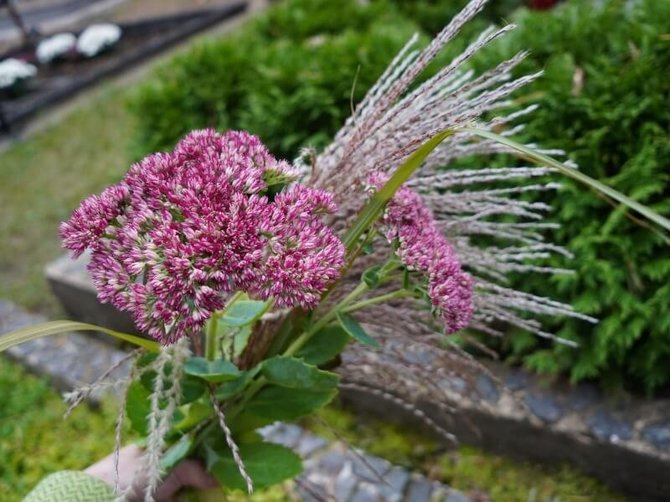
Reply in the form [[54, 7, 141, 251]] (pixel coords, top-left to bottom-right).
[[60, 129, 344, 344], [368, 173, 473, 334]]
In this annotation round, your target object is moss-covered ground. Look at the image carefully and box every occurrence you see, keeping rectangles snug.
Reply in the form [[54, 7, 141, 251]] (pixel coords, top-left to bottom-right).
[[306, 403, 622, 501], [0, 357, 123, 500]]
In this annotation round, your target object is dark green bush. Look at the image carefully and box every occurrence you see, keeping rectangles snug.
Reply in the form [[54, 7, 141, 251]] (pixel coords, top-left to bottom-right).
[[130, 0, 420, 160], [253, 0, 392, 40], [469, 0, 670, 393], [129, 0, 510, 160], [389, 0, 523, 34]]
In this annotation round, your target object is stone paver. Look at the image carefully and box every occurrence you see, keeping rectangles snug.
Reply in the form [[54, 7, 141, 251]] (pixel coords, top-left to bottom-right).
[[261, 422, 463, 501]]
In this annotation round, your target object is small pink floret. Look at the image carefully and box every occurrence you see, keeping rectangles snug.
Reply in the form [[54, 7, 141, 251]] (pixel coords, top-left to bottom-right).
[[369, 173, 473, 334]]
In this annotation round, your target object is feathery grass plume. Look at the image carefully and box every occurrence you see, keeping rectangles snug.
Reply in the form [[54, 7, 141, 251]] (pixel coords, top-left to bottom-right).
[[304, 0, 596, 401], [209, 388, 254, 494], [141, 338, 190, 501], [62, 349, 139, 417]]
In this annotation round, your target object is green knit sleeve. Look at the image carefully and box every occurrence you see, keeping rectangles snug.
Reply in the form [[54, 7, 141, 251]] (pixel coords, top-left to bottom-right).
[[23, 471, 114, 501]]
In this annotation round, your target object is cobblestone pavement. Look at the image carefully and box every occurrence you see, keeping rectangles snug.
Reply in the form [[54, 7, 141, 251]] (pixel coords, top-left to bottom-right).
[[261, 423, 468, 502], [0, 299, 468, 501]]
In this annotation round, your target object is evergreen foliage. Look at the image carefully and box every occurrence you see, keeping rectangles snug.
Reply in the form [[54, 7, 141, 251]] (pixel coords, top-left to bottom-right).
[[470, 0, 670, 393], [130, 0, 420, 160]]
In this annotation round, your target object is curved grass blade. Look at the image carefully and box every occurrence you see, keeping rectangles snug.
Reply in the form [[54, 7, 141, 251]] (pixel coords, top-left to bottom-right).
[[0, 320, 159, 353], [343, 129, 455, 252], [463, 127, 670, 238]]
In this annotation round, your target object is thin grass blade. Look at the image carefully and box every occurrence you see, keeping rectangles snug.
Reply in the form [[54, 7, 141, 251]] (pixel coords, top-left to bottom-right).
[[0, 320, 159, 352], [343, 129, 455, 252], [463, 127, 670, 237]]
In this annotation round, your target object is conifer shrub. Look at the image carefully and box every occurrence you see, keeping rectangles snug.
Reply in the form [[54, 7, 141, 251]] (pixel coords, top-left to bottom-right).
[[129, 0, 420, 160], [389, 0, 523, 34], [468, 0, 670, 393]]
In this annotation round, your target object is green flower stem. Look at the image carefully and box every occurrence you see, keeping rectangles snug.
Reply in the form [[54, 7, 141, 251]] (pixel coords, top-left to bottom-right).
[[284, 281, 370, 357], [205, 316, 219, 361], [341, 289, 412, 313], [205, 291, 244, 361]]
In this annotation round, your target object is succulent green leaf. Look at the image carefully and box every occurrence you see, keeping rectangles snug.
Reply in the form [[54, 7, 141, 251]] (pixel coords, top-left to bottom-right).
[[336, 312, 380, 348], [126, 381, 151, 436], [215, 367, 260, 400], [173, 402, 212, 432], [210, 442, 302, 492], [294, 325, 350, 365], [261, 356, 339, 390], [160, 433, 194, 471], [184, 357, 240, 383], [220, 300, 272, 327], [246, 385, 338, 421]]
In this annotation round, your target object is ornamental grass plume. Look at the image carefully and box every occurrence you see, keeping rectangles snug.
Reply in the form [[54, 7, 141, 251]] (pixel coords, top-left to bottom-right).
[[303, 0, 598, 406]]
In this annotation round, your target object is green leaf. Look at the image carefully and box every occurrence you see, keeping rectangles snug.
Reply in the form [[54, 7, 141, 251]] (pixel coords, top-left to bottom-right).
[[336, 312, 379, 348], [362, 265, 382, 289], [294, 325, 350, 365], [261, 356, 339, 390], [210, 442, 302, 491], [0, 321, 159, 353], [181, 376, 208, 404], [160, 433, 194, 471], [215, 368, 260, 400], [220, 300, 272, 327], [126, 381, 151, 436], [245, 385, 337, 421], [184, 357, 240, 383], [174, 402, 212, 431]]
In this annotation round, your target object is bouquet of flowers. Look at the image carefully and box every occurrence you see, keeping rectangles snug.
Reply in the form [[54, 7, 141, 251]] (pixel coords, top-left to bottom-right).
[[2, 0, 667, 499]]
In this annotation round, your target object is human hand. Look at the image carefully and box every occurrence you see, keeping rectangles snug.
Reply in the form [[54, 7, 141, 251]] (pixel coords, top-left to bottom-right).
[[84, 444, 218, 501]]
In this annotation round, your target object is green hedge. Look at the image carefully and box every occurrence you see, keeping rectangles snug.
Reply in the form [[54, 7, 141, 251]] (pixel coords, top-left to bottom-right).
[[130, 0, 423, 160], [390, 0, 523, 34], [130, 0, 670, 392], [469, 0, 670, 393]]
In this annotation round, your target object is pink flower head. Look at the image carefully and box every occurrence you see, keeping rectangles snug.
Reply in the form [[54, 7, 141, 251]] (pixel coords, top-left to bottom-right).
[[60, 129, 343, 344], [253, 185, 343, 309], [368, 173, 473, 334]]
